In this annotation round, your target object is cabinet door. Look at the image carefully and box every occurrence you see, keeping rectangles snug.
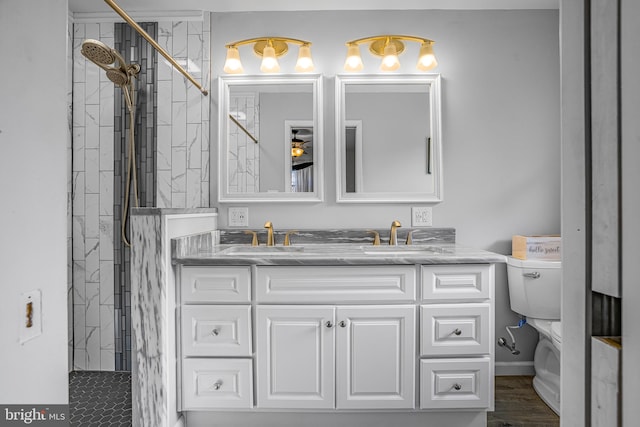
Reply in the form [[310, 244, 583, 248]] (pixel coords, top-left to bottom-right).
[[256, 306, 335, 409], [336, 305, 415, 409]]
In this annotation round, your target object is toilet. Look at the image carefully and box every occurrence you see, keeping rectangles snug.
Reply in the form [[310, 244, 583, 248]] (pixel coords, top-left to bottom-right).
[[506, 257, 562, 415]]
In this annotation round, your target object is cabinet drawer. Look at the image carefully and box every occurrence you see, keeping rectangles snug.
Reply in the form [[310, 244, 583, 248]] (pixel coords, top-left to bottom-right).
[[256, 266, 416, 303], [181, 305, 252, 356], [420, 358, 492, 409], [420, 303, 491, 356], [421, 265, 493, 301], [182, 358, 253, 409], [181, 266, 251, 303]]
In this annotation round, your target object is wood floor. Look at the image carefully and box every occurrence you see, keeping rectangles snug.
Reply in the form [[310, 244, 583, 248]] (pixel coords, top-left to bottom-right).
[[488, 376, 560, 427], [69, 372, 558, 426]]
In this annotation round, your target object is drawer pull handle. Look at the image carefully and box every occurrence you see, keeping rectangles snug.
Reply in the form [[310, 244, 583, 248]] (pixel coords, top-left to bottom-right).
[[325, 321, 334, 328], [212, 381, 223, 390], [453, 383, 462, 391], [211, 328, 220, 336], [453, 328, 462, 336], [523, 272, 541, 279], [339, 321, 347, 328]]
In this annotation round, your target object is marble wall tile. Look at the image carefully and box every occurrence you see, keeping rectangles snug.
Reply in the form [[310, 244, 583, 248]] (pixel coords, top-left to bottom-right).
[[73, 349, 87, 371], [73, 305, 86, 350], [186, 169, 201, 208], [85, 282, 100, 328], [85, 194, 100, 239], [99, 260, 114, 305], [99, 217, 114, 260], [85, 105, 100, 148], [72, 128, 85, 171], [99, 82, 114, 127], [172, 21, 188, 58], [156, 126, 172, 170], [99, 174, 113, 216], [156, 170, 172, 208], [73, 261, 86, 305], [172, 101, 187, 144], [72, 85, 85, 126], [84, 148, 100, 193], [100, 349, 115, 371], [86, 326, 101, 370], [72, 15, 210, 371]]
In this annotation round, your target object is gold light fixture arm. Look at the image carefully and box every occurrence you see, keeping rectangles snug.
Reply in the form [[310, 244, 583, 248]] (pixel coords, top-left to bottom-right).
[[228, 114, 258, 144], [226, 37, 312, 51], [104, 0, 208, 96], [347, 35, 434, 46]]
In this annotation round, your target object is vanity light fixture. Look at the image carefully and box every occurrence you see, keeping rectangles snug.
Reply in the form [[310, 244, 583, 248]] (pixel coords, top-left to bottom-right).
[[291, 130, 305, 157], [223, 37, 315, 74], [343, 35, 438, 72]]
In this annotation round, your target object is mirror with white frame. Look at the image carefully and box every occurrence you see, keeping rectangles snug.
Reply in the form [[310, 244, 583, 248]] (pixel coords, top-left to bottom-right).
[[218, 75, 323, 202], [335, 74, 442, 203]]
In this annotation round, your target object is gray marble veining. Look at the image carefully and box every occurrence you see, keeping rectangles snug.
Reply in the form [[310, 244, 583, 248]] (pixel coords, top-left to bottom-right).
[[172, 227, 505, 266], [220, 227, 455, 246]]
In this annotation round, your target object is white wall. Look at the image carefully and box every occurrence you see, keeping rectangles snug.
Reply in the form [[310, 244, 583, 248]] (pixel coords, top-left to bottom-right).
[[0, 0, 69, 404], [211, 10, 560, 366]]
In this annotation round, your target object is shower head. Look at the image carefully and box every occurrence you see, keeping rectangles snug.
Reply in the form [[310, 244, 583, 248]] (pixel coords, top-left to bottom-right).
[[81, 39, 118, 66], [105, 68, 129, 86], [81, 39, 140, 88]]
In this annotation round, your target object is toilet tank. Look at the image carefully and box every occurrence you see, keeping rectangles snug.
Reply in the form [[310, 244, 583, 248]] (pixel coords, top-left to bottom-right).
[[506, 257, 562, 320]]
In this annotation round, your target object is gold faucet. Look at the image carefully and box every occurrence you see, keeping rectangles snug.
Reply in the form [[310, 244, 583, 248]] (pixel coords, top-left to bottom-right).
[[264, 221, 275, 246], [367, 230, 381, 246], [284, 230, 299, 246], [389, 220, 402, 245], [244, 230, 259, 246]]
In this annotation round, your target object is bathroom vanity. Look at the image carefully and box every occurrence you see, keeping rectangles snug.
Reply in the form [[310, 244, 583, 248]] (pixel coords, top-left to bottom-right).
[[135, 228, 505, 427]]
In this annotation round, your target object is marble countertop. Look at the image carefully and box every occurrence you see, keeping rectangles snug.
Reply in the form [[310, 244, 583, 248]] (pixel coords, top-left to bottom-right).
[[172, 242, 507, 266]]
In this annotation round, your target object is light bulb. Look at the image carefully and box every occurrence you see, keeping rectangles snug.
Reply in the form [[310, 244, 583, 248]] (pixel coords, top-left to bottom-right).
[[417, 42, 438, 71], [295, 44, 315, 72], [260, 45, 280, 73], [380, 43, 400, 71], [344, 44, 364, 72], [223, 47, 244, 74]]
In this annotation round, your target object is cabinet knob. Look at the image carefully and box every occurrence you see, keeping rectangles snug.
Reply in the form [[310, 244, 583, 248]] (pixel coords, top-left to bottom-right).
[[325, 321, 334, 328], [453, 328, 462, 336], [212, 381, 223, 390], [339, 320, 347, 328], [453, 383, 462, 391], [211, 328, 220, 336]]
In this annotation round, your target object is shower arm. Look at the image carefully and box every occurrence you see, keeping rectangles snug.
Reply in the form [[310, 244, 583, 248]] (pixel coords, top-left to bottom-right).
[[104, 0, 209, 96]]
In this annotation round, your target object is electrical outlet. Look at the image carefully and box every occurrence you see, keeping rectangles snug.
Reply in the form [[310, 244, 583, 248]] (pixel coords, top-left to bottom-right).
[[412, 207, 433, 227], [20, 290, 42, 344], [228, 207, 249, 227]]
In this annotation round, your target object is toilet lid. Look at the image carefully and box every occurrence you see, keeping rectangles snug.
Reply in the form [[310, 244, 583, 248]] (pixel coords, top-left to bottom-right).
[[551, 321, 562, 346]]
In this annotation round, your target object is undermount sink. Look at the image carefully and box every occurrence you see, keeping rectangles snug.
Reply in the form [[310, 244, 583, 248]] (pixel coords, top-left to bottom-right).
[[360, 245, 452, 255], [220, 246, 305, 256], [218, 244, 452, 257]]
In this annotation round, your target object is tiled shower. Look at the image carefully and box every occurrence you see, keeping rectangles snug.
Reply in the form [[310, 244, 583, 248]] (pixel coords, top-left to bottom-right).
[[70, 14, 210, 371]]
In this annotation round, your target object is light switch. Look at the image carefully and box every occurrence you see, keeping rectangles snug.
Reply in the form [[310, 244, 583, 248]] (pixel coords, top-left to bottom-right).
[[20, 290, 42, 344]]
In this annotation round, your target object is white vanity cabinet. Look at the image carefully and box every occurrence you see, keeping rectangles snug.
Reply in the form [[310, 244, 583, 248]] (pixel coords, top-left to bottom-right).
[[175, 261, 495, 425], [419, 264, 495, 410], [179, 266, 254, 410], [256, 304, 415, 409]]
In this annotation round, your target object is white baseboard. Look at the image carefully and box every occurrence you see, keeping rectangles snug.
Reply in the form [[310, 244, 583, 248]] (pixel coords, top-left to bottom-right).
[[495, 361, 535, 376]]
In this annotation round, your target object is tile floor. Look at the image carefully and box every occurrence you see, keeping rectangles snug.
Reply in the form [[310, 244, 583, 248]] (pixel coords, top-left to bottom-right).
[[69, 371, 131, 426], [69, 372, 559, 427]]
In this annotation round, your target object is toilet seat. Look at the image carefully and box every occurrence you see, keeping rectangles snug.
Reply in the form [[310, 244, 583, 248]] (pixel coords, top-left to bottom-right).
[[551, 321, 562, 351]]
